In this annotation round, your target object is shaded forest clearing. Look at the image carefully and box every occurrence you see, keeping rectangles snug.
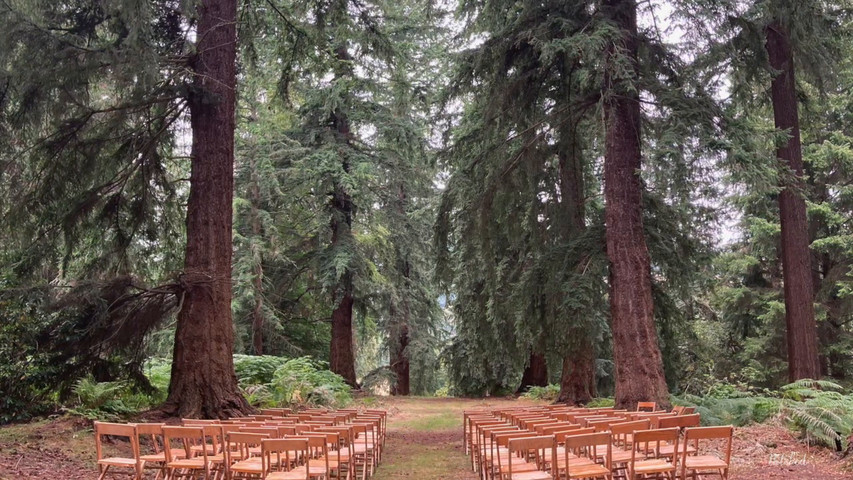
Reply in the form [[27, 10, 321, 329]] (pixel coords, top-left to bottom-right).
[[0, 397, 851, 479]]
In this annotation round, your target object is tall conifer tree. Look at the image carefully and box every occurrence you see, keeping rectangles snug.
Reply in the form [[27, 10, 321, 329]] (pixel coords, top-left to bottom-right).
[[602, 0, 670, 409]]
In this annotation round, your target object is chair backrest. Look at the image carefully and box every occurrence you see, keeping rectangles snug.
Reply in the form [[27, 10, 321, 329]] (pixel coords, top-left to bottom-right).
[[262, 438, 309, 479], [182, 419, 219, 425], [564, 432, 612, 473], [94, 422, 140, 463], [633, 428, 679, 460], [609, 419, 650, 448], [539, 423, 580, 434], [554, 427, 595, 444], [134, 423, 166, 455], [636, 402, 657, 412], [681, 406, 696, 415], [225, 432, 268, 464], [162, 426, 208, 464], [657, 413, 701, 430], [507, 435, 556, 478], [683, 426, 733, 461]]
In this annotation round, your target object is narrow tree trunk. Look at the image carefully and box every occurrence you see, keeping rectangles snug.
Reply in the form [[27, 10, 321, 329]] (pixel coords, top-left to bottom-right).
[[163, 0, 251, 418], [249, 159, 264, 356], [390, 321, 410, 396], [326, 43, 358, 388], [390, 186, 411, 396], [517, 352, 549, 393], [330, 278, 357, 386], [555, 69, 596, 405], [328, 177, 356, 386], [765, 21, 821, 382], [602, 0, 670, 410]]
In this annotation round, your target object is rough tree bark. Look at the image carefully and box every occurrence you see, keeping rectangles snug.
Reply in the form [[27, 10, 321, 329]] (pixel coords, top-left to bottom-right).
[[390, 321, 410, 395], [602, 0, 670, 410], [327, 43, 358, 387], [517, 352, 549, 394], [765, 21, 822, 382], [163, 0, 251, 418], [555, 71, 596, 405]]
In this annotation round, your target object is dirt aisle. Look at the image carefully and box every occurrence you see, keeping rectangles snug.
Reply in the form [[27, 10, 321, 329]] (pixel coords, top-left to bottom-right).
[[370, 397, 480, 480]]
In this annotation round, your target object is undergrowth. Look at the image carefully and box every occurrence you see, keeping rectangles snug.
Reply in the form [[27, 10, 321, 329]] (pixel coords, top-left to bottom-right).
[[674, 379, 853, 450]]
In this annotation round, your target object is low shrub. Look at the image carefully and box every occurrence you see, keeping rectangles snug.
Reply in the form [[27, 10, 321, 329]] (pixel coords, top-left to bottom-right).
[[67, 376, 152, 421], [269, 357, 352, 408], [586, 397, 616, 408], [521, 384, 560, 402]]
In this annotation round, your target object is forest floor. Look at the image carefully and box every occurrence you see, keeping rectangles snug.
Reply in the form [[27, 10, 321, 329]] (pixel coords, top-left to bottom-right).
[[1, 396, 852, 479]]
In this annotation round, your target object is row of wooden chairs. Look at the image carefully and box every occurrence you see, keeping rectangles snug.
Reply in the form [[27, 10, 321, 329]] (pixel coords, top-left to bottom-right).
[[94, 408, 387, 480], [463, 404, 731, 480]]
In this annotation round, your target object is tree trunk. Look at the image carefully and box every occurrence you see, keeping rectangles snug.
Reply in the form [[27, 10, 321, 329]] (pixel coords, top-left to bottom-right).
[[390, 321, 410, 396], [765, 21, 821, 382], [517, 352, 549, 393], [163, 0, 251, 418], [555, 64, 597, 405], [326, 43, 358, 388], [249, 158, 264, 356], [602, 0, 670, 410], [328, 177, 356, 386], [390, 186, 411, 396], [330, 279, 357, 386]]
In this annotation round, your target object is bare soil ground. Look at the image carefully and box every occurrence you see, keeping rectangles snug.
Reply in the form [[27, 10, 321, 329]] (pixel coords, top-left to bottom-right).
[[1, 396, 852, 479]]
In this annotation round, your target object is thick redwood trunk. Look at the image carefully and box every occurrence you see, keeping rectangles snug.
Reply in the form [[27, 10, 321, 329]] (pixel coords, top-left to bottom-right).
[[602, 0, 670, 410], [163, 0, 251, 418], [765, 21, 821, 382], [517, 352, 549, 393], [557, 346, 596, 405]]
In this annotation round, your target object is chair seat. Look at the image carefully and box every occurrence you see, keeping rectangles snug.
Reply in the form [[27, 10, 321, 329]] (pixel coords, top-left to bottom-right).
[[630, 459, 675, 474], [267, 471, 308, 480], [230, 459, 264, 473], [141, 451, 187, 462], [685, 455, 729, 470], [509, 471, 554, 480], [167, 458, 207, 469], [556, 456, 595, 468], [567, 462, 611, 478], [98, 457, 138, 467]]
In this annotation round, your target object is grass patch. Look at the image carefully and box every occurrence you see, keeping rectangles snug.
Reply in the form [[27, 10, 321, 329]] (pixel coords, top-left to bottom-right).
[[401, 412, 460, 432]]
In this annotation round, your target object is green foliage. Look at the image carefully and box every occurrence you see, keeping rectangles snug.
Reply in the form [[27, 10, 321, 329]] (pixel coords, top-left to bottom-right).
[[67, 376, 152, 421], [269, 357, 352, 408], [521, 385, 560, 402], [233, 355, 289, 386], [585, 398, 616, 408]]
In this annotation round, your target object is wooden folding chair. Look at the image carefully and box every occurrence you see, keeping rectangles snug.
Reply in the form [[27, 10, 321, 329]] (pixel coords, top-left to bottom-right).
[[504, 435, 557, 480], [135, 423, 176, 480], [226, 432, 269, 479], [680, 426, 733, 480], [563, 432, 613, 480], [162, 426, 211, 480], [94, 422, 143, 480], [627, 428, 679, 480], [262, 438, 310, 480], [636, 402, 657, 413]]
